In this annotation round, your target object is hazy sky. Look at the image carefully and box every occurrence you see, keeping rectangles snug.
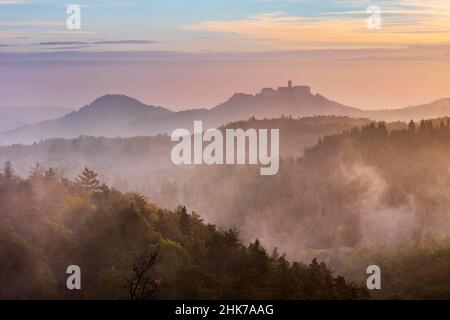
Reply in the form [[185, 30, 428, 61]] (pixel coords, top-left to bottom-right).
[[1, 0, 450, 110]]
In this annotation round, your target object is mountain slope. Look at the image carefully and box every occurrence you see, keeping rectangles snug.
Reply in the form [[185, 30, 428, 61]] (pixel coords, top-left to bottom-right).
[[0, 116, 372, 179], [366, 98, 450, 121], [0, 95, 173, 145], [211, 86, 361, 119], [2, 83, 450, 145], [0, 85, 363, 145], [0, 106, 72, 132]]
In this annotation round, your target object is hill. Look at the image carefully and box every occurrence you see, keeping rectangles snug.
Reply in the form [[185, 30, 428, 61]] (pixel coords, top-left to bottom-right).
[[366, 98, 450, 121], [0, 116, 372, 180], [0, 166, 365, 299], [2, 82, 450, 145], [0, 95, 172, 145], [0, 106, 72, 132], [0, 83, 365, 145], [4, 118, 450, 298]]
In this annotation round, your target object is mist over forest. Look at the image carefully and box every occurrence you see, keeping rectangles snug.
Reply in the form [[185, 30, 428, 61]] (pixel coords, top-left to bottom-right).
[[3, 112, 450, 298], [6, 0, 450, 305]]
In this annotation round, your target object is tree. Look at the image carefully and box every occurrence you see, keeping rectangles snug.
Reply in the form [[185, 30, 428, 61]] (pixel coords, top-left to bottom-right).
[[76, 167, 101, 192], [45, 167, 58, 183], [179, 206, 190, 235], [2, 161, 16, 183], [419, 120, 426, 131], [126, 245, 160, 300], [29, 162, 45, 180]]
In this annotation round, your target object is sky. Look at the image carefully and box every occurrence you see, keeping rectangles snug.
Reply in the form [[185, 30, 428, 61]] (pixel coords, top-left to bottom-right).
[[1, 0, 450, 110]]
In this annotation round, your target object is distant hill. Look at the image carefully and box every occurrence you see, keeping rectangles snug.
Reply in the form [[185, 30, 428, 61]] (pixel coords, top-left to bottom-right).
[[0, 83, 362, 145], [0, 106, 72, 132], [0, 116, 372, 180], [366, 98, 450, 121], [0, 95, 172, 145], [2, 83, 450, 145]]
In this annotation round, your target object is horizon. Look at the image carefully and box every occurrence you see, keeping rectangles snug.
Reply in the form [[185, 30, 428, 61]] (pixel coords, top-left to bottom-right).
[[62, 84, 450, 112], [2, 0, 450, 110], [5, 0, 450, 304], [2, 79, 450, 112]]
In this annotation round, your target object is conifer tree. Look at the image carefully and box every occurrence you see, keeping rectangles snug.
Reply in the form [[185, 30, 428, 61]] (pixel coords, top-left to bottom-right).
[[77, 167, 101, 191]]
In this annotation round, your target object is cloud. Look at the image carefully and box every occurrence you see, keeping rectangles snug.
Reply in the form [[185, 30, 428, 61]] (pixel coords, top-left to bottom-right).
[[0, 0, 30, 4], [44, 31, 96, 35], [0, 19, 61, 26], [0, 39, 159, 51], [183, 4, 450, 49], [36, 41, 85, 46], [44, 45, 92, 50], [34, 40, 157, 46], [92, 40, 158, 45], [0, 31, 22, 39]]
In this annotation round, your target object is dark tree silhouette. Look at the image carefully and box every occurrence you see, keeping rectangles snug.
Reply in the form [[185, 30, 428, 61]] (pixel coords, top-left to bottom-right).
[[2, 161, 15, 181], [127, 245, 160, 300], [76, 167, 101, 191]]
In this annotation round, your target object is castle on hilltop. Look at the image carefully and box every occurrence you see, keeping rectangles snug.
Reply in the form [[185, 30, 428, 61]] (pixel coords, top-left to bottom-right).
[[260, 81, 311, 96]]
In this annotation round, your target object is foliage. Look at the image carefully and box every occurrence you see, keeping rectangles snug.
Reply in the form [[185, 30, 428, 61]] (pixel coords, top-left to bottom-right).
[[0, 165, 365, 299]]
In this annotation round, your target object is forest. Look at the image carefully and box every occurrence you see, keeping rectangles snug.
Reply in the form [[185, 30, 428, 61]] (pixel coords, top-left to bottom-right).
[[151, 118, 450, 299], [0, 164, 366, 299], [3, 117, 450, 298]]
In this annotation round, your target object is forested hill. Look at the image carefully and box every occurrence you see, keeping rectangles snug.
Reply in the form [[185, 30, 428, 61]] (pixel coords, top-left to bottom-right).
[[147, 119, 450, 299], [0, 85, 360, 145], [162, 118, 450, 250], [0, 116, 372, 179], [0, 165, 366, 299], [4, 120, 450, 298]]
